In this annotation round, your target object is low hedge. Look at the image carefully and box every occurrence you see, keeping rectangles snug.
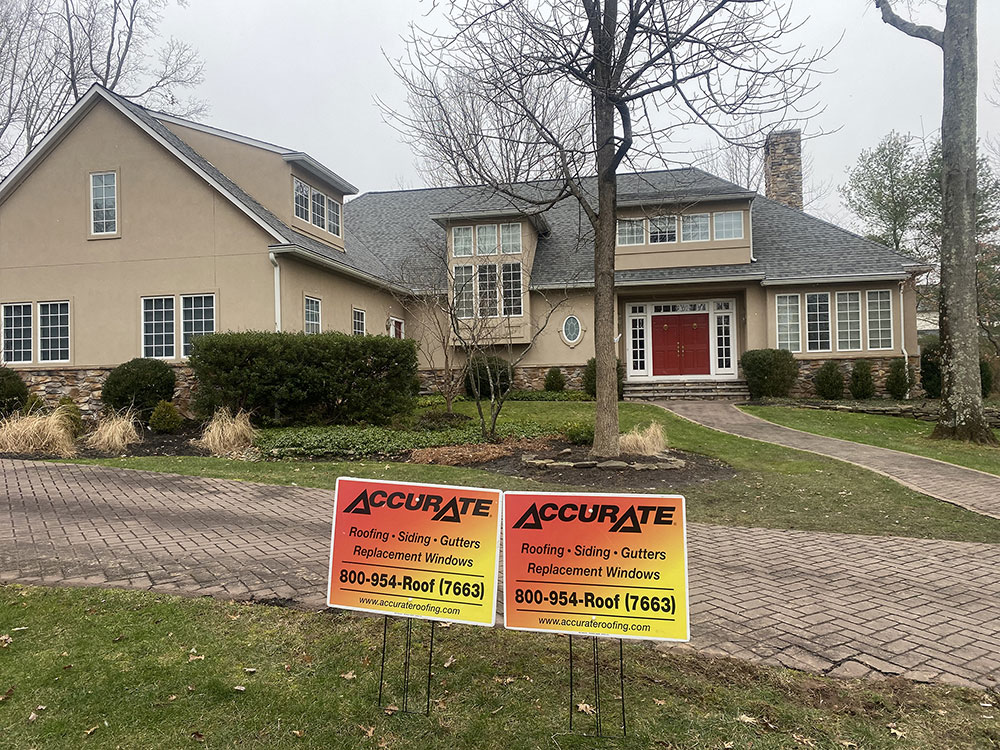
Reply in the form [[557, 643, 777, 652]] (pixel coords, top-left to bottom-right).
[[255, 420, 555, 459], [740, 349, 799, 399], [189, 331, 419, 426], [506, 389, 593, 402], [102, 358, 176, 418]]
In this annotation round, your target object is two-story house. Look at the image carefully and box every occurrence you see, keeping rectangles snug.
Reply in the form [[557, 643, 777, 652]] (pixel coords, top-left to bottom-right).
[[0, 85, 927, 410]]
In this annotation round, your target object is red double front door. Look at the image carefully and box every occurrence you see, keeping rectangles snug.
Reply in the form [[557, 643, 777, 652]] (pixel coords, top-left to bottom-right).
[[651, 313, 711, 376]]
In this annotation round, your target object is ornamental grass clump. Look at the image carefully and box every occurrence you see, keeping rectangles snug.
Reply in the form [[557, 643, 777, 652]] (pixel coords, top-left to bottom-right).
[[197, 408, 255, 457], [0, 405, 78, 458], [86, 410, 141, 455], [618, 422, 667, 456]]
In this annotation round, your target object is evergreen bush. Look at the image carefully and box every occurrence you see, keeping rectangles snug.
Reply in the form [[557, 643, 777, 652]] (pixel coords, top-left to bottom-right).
[[464, 355, 513, 399], [57, 397, 84, 436], [543, 367, 566, 392], [0, 367, 28, 417], [813, 361, 844, 400], [981, 360, 995, 398], [885, 358, 911, 401], [149, 400, 184, 433], [740, 349, 799, 399], [849, 360, 876, 400], [920, 343, 942, 398], [582, 358, 625, 399], [102, 358, 176, 418]]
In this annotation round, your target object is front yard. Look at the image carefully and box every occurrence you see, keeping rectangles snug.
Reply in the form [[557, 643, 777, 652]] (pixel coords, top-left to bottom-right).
[[71, 401, 1000, 545], [1, 585, 996, 750]]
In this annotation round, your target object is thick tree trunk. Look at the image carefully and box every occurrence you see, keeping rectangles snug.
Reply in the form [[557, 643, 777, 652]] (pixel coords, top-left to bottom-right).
[[932, 0, 996, 443], [591, 93, 620, 457]]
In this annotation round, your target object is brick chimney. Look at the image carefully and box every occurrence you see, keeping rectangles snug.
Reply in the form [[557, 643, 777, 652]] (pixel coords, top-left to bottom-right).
[[764, 130, 803, 210]]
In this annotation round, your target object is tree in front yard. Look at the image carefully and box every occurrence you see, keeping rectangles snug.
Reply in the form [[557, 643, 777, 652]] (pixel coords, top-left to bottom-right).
[[384, 1, 824, 457]]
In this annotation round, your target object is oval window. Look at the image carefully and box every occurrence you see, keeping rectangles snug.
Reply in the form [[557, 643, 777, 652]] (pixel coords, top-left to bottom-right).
[[562, 315, 582, 344]]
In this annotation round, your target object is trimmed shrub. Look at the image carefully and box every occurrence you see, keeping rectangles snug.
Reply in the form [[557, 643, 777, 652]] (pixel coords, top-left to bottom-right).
[[189, 331, 419, 426], [564, 421, 595, 446], [980, 360, 994, 398], [849, 360, 876, 400], [886, 358, 911, 401], [0, 367, 28, 417], [102, 358, 176, 418], [544, 367, 566, 392], [582, 358, 625, 399], [507, 389, 593, 402], [58, 397, 84, 436], [464, 355, 513, 399], [149, 400, 183, 434], [920, 343, 942, 398], [740, 349, 799, 399], [813, 361, 844, 400]]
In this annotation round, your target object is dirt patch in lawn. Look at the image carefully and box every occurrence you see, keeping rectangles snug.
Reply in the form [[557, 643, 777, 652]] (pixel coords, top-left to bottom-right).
[[466, 441, 736, 491], [409, 438, 553, 466]]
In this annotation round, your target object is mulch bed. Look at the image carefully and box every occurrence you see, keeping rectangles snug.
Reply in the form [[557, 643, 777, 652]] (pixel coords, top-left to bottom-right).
[[409, 438, 552, 466]]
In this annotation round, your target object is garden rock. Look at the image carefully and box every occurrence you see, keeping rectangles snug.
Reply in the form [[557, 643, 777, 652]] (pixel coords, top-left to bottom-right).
[[597, 460, 628, 469]]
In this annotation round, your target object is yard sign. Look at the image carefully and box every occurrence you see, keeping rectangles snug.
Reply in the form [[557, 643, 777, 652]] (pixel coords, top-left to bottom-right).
[[503, 491, 689, 641], [328, 477, 502, 626]]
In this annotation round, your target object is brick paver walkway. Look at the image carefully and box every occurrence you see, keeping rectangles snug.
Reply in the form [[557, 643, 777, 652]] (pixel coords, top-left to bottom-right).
[[1, 459, 998, 688], [663, 400, 1000, 520]]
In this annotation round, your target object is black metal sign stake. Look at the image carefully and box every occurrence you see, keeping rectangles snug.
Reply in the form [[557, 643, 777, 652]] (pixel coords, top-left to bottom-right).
[[567, 635, 627, 738], [377, 616, 435, 717]]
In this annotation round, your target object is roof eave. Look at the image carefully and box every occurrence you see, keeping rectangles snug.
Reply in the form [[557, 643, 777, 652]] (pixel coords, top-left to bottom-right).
[[269, 244, 408, 294], [283, 153, 358, 196], [760, 272, 910, 286], [532, 273, 767, 290], [616, 191, 756, 208]]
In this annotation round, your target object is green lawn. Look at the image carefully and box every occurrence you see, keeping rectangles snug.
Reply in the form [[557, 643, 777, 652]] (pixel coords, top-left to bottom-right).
[[1, 585, 996, 750], [70, 402, 1000, 545], [742, 405, 1000, 477]]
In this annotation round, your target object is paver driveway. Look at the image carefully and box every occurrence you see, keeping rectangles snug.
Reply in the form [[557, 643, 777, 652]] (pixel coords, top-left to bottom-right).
[[1, 459, 998, 689]]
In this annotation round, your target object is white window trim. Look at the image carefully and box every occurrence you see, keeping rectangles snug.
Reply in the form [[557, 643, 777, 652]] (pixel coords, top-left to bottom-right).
[[561, 314, 583, 345], [293, 177, 310, 222], [453, 265, 475, 319], [304, 295, 322, 334], [452, 226, 474, 258], [500, 222, 522, 254], [805, 292, 833, 353], [327, 197, 342, 237], [680, 213, 711, 243], [37, 300, 71, 364], [89, 170, 118, 236], [294, 177, 343, 239], [140, 295, 176, 360], [388, 316, 405, 338], [616, 218, 646, 247], [179, 293, 215, 358], [776, 293, 802, 354], [2, 302, 33, 364], [352, 307, 366, 336], [648, 215, 678, 244], [867, 289, 895, 351], [712, 210, 744, 241], [311, 187, 327, 231], [475, 223, 499, 256], [501, 261, 523, 318], [835, 291, 863, 352], [477, 263, 500, 318]]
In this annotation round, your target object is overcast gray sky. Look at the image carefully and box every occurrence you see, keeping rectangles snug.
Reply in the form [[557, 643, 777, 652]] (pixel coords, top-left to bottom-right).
[[159, 1, 1000, 225]]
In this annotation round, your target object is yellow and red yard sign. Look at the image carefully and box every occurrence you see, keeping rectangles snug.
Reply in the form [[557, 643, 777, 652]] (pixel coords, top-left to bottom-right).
[[328, 477, 502, 626], [503, 491, 689, 641]]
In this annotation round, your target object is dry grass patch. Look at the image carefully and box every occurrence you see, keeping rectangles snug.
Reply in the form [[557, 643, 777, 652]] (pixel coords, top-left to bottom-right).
[[197, 409, 255, 457], [0, 405, 78, 457], [619, 422, 667, 456], [86, 410, 141, 455]]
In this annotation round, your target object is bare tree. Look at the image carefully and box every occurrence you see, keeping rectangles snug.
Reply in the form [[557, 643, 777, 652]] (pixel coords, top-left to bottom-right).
[[384, 1, 822, 456], [876, 0, 995, 443]]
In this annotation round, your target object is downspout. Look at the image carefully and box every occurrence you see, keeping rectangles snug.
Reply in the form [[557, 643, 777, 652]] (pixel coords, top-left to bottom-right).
[[748, 199, 757, 262], [269, 251, 282, 332], [899, 281, 909, 398]]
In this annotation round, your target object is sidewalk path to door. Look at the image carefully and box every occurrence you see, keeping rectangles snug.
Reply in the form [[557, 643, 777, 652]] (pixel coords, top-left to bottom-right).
[[661, 400, 1000, 520], [1, 459, 998, 689]]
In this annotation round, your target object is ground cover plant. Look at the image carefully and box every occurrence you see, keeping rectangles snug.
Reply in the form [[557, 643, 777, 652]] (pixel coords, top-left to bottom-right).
[[73, 402, 1000, 545], [0, 585, 996, 750], [742, 405, 1000, 476]]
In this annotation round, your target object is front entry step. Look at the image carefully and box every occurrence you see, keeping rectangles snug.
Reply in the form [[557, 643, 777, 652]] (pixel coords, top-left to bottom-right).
[[623, 380, 750, 401]]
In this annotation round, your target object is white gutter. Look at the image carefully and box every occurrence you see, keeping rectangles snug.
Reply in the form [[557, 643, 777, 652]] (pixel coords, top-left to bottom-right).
[[268, 245, 410, 295], [269, 251, 282, 332], [748, 198, 757, 261], [761, 273, 909, 286], [532, 274, 766, 291]]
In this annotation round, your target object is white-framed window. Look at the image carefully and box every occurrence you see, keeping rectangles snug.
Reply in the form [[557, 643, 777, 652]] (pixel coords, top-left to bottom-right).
[[502, 262, 522, 316], [476, 224, 499, 255], [181, 294, 215, 356], [478, 264, 498, 317], [681, 213, 710, 242], [311, 188, 327, 230], [352, 308, 366, 336], [38, 301, 70, 362], [776, 294, 801, 353], [2, 303, 32, 363], [500, 223, 522, 254], [806, 292, 832, 352], [713, 211, 743, 240], [142, 296, 175, 358], [304, 296, 321, 334], [293, 178, 310, 221], [562, 315, 582, 344], [867, 290, 893, 350], [453, 265, 474, 319], [836, 291, 862, 351], [90, 171, 117, 235], [649, 216, 677, 244], [616, 218, 645, 246], [327, 197, 341, 237], [716, 313, 733, 370], [630, 316, 646, 371], [453, 226, 473, 258], [388, 317, 405, 339]]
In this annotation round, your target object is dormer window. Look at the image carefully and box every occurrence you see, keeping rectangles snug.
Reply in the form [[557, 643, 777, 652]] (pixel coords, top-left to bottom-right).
[[476, 224, 499, 255], [649, 216, 677, 244], [500, 223, 522, 254], [616, 219, 645, 246], [713, 210, 743, 240], [453, 226, 473, 257], [680, 213, 710, 242], [90, 172, 117, 235], [293, 177, 342, 239]]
